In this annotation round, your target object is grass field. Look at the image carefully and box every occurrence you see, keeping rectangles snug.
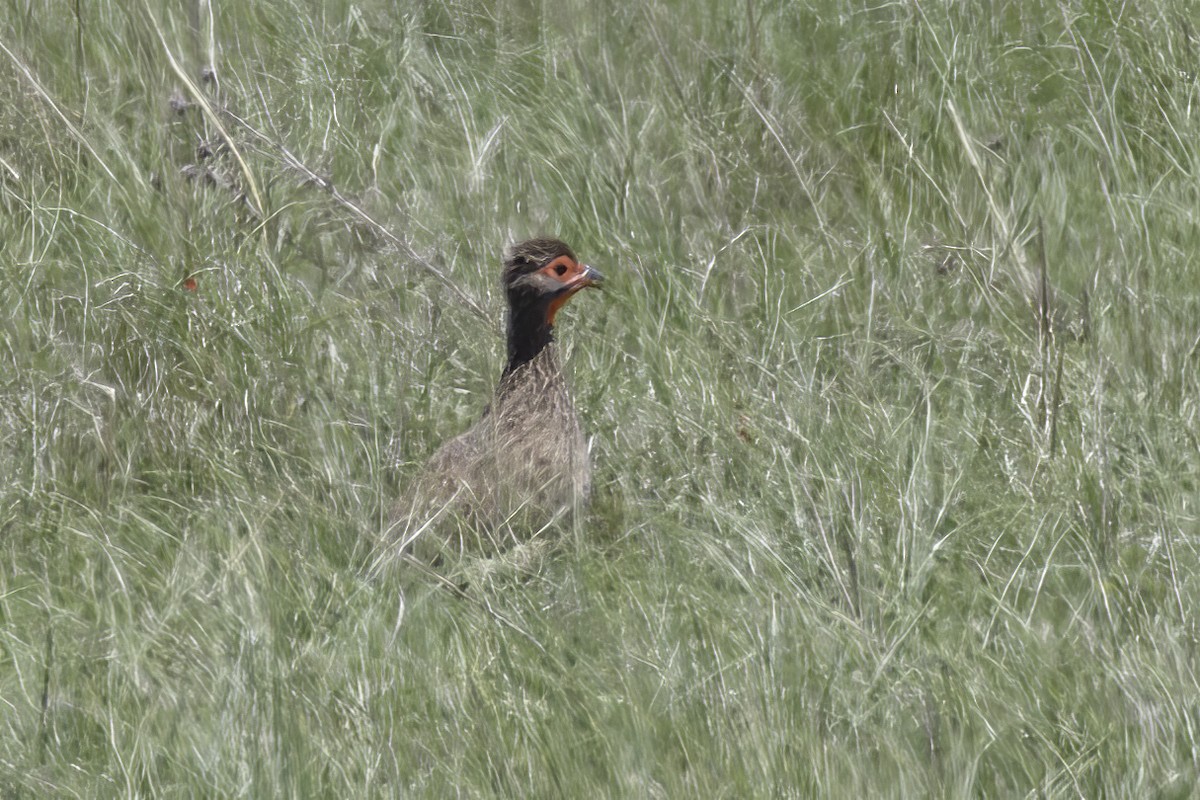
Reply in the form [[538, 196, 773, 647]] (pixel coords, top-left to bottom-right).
[[3, 0, 1200, 796]]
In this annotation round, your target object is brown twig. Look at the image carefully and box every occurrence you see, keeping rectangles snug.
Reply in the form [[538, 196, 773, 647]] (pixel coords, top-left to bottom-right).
[[1036, 220, 1053, 436], [220, 108, 490, 322]]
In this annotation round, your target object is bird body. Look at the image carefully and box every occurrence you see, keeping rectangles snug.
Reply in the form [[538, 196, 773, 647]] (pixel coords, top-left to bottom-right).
[[392, 238, 602, 558]]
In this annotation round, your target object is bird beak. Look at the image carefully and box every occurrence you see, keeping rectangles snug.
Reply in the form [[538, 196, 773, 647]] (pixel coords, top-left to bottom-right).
[[577, 265, 605, 289], [546, 264, 604, 325]]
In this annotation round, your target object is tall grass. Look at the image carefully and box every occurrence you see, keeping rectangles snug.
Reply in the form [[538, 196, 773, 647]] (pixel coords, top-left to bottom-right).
[[2, 0, 1199, 796]]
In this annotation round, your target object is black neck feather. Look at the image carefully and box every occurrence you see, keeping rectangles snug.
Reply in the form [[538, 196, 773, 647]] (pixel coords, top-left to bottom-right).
[[504, 301, 553, 376]]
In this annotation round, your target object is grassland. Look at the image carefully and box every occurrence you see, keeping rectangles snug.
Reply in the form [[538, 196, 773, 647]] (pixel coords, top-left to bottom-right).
[[2, 1, 1199, 796]]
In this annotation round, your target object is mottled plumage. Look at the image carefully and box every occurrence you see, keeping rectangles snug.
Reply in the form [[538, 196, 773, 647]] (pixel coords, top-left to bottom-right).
[[390, 238, 603, 559]]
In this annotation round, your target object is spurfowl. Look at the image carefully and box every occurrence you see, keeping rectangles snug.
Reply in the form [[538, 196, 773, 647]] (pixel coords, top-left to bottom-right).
[[392, 238, 604, 558]]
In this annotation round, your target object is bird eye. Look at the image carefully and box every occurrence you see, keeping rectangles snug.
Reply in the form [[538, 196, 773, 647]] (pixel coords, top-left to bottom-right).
[[554, 263, 568, 276]]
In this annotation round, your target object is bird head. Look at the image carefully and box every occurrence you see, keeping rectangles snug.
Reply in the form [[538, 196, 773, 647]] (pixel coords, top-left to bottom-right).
[[502, 238, 604, 326]]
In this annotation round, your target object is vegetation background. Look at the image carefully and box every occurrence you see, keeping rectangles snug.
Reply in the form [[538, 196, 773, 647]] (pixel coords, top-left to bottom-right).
[[2, 0, 1199, 796]]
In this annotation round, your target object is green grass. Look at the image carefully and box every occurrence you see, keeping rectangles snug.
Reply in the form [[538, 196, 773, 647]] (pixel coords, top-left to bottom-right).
[[3, 0, 1200, 796]]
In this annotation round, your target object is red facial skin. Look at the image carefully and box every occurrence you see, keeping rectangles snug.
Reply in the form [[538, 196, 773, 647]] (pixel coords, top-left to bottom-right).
[[540, 255, 601, 325]]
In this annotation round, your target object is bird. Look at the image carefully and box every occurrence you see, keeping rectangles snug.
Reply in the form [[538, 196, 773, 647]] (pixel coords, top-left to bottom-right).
[[390, 237, 604, 560]]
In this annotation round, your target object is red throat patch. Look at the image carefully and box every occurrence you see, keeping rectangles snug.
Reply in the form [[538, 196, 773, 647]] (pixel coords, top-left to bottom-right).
[[546, 288, 582, 326]]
